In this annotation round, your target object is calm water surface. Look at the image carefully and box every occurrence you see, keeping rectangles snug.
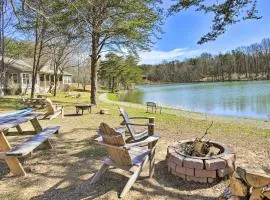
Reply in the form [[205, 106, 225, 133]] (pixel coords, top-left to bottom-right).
[[118, 81, 270, 119]]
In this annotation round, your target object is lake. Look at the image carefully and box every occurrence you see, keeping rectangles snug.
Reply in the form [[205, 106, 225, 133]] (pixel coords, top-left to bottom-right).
[[117, 81, 270, 119]]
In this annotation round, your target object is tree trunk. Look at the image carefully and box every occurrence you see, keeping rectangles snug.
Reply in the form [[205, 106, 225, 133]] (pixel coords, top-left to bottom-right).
[[90, 32, 99, 105], [31, 20, 39, 98], [0, 1, 5, 97], [111, 77, 115, 93], [31, 16, 45, 98], [53, 75, 58, 96]]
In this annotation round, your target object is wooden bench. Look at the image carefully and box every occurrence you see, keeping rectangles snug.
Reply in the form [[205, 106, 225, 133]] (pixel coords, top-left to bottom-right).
[[6, 126, 60, 157], [146, 102, 162, 114]]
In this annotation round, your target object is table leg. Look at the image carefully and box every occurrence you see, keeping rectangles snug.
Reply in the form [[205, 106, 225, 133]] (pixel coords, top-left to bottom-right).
[[16, 125, 23, 134], [0, 132, 26, 176], [30, 118, 43, 132], [82, 109, 84, 115], [76, 108, 79, 114], [30, 118, 52, 149]]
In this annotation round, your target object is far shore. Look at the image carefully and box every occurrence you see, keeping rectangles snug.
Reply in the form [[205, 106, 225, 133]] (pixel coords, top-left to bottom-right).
[[141, 78, 270, 86]]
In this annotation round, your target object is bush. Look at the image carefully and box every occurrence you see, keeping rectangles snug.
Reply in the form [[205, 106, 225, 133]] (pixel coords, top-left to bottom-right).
[[6, 81, 21, 95], [70, 84, 77, 91], [61, 84, 72, 92]]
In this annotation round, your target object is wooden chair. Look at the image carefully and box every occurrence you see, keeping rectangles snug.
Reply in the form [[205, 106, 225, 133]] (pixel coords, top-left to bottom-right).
[[43, 98, 64, 120], [90, 122, 160, 198], [119, 107, 155, 141]]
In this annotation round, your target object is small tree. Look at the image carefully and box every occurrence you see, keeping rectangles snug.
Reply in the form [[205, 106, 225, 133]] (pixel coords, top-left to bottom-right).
[[99, 53, 142, 92], [50, 37, 73, 96]]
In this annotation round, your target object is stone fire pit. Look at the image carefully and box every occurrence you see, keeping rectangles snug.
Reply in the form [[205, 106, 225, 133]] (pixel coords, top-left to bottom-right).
[[166, 139, 236, 183]]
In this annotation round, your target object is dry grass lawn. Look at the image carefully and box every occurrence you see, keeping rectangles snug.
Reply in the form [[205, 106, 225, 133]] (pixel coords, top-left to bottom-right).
[[0, 92, 269, 200]]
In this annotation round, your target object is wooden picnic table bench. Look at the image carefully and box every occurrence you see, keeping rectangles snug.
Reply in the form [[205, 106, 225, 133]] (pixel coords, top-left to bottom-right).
[[146, 102, 162, 114], [0, 110, 60, 176]]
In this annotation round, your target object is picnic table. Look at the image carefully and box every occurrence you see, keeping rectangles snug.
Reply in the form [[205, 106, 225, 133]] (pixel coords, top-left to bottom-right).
[[0, 110, 60, 176], [75, 103, 92, 115]]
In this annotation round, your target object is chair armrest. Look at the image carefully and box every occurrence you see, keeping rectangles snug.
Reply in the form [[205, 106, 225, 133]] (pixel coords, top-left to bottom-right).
[[124, 134, 160, 149], [129, 117, 152, 120], [124, 122, 154, 127]]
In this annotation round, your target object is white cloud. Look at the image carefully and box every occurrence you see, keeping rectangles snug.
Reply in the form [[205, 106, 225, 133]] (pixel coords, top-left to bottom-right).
[[138, 48, 200, 65]]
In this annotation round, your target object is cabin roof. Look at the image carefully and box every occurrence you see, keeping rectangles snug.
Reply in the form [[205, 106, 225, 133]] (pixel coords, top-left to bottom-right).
[[5, 58, 72, 76]]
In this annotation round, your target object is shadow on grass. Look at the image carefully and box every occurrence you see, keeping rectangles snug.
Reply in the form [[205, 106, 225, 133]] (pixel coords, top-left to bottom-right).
[[0, 160, 10, 178], [30, 160, 217, 200], [64, 113, 82, 117]]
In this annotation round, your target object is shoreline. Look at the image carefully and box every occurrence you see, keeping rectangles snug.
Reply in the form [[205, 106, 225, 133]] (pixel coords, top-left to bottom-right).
[[142, 75, 270, 86], [140, 79, 270, 86], [99, 93, 270, 130]]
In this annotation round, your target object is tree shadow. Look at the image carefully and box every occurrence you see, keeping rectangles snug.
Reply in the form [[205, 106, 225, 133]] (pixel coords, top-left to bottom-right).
[[29, 158, 219, 200], [0, 160, 10, 178], [64, 113, 82, 117]]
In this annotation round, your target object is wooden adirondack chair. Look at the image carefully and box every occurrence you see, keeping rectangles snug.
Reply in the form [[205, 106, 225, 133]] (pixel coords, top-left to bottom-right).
[[119, 107, 155, 141], [90, 122, 160, 198], [43, 98, 64, 120]]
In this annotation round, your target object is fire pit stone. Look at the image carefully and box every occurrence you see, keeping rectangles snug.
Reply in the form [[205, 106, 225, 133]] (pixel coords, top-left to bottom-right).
[[166, 139, 236, 183]]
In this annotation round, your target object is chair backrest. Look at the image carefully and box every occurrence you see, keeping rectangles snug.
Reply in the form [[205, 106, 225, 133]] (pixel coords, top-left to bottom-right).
[[99, 123, 132, 165], [119, 108, 136, 138], [45, 98, 55, 113]]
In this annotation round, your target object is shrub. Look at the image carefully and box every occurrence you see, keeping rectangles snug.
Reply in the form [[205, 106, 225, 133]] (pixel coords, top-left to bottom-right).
[[70, 84, 77, 91], [6, 81, 21, 95], [61, 84, 72, 92]]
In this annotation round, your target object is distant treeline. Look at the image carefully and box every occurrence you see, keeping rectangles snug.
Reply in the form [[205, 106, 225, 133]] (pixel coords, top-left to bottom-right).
[[141, 38, 270, 83]]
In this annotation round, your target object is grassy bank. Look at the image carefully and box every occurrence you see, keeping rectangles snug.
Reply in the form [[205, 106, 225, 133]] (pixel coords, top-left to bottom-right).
[[0, 91, 269, 199]]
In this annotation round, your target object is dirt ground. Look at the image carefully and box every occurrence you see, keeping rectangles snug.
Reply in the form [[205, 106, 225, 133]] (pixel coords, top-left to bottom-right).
[[0, 95, 269, 200]]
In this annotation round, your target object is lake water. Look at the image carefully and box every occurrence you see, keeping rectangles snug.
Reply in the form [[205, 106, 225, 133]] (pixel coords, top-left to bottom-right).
[[117, 81, 270, 119]]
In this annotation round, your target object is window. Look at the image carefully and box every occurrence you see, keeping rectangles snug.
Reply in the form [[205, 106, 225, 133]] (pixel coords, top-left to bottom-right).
[[40, 74, 44, 81], [63, 76, 71, 84], [9, 73, 18, 84], [22, 73, 30, 85]]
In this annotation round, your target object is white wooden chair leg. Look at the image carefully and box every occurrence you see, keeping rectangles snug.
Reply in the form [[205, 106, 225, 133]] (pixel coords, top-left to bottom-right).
[[90, 163, 109, 184], [42, 113, 50, 119], [120, 166, 141, 198], [61, 108, 64, 119], [49, 111, 60, 120]]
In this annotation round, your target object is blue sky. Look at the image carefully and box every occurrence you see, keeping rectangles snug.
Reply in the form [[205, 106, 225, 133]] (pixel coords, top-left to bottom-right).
[[138, 0, 270, 64]]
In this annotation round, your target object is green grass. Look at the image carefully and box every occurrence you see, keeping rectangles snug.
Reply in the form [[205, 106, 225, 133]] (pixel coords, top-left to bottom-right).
[[107, 92, 118, 101], [0, 96, 22, 111]]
